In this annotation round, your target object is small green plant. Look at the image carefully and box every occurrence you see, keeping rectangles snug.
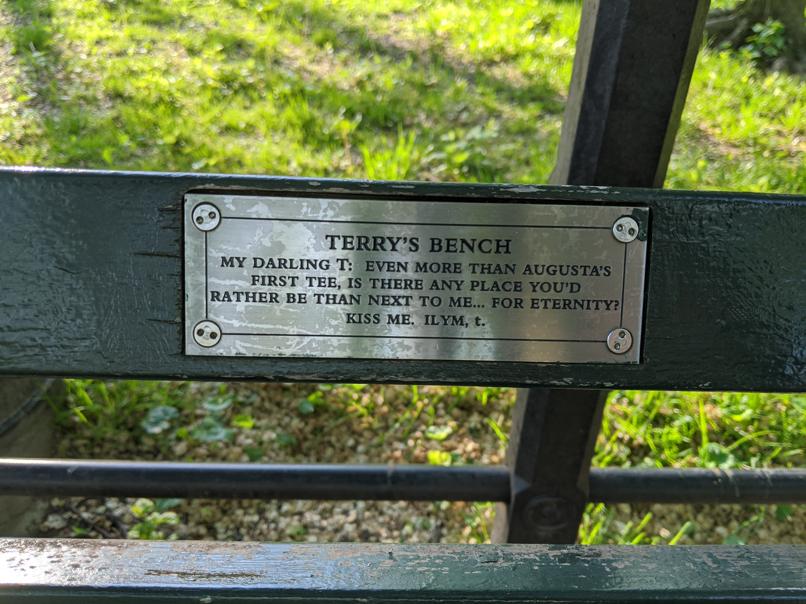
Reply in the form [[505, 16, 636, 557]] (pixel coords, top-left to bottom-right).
[[190, 416, 234, 443], [462, 502, 494, 543], [741, 19, 787, 64], [275, 432, 298, 448], [202, 394, 233, 414], [485, 417, 509, 445], [140, 405, 179, 435], [127, 498, 181, 540], [297, 389, 326, 416], [243, 445, 265, 461], [424, 424, 453, 441], [188, 391, 236, 443], [287, 524, 308, 539], [231, 413, 255, 429], [426, 450, 453, 466]]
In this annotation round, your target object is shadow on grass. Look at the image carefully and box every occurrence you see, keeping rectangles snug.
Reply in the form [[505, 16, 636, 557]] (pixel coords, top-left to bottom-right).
[[269, 0, 565, 112], [4, 0, 567, 181]]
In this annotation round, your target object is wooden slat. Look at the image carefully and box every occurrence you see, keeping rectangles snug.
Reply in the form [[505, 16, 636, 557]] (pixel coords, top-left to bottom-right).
[[1, 168, 804, 391], [2, 539, 805, 603]]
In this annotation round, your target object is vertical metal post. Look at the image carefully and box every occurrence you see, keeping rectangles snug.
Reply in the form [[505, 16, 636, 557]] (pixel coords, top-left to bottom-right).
[[493, 0, 710, 543], [492, 388, 607, 543]]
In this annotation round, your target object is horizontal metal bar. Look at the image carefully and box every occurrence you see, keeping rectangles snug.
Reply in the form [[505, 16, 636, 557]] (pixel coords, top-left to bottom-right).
[[589, 467, 806, 504], [2, 459, 805, 504], [0, 459, 511, 501], [3, 539, 806, 603]]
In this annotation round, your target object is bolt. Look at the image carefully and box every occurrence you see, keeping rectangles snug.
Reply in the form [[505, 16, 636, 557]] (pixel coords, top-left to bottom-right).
[[193, 320, 222, 348], [607, 327, 633, 354], [612, 216, 639, 243], [524, 496, 571, 531], [192, 203, 221, 232]]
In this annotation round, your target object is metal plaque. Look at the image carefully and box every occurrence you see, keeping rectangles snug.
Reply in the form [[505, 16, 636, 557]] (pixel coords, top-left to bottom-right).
[[184, 194, 648, 363]]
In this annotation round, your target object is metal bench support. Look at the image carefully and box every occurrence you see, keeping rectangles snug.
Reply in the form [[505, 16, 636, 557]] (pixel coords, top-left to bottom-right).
[[494, 0, 711, 544]]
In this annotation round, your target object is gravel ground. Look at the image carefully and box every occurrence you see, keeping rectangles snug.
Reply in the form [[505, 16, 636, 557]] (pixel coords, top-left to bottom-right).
[[39, 383, 805, 544]]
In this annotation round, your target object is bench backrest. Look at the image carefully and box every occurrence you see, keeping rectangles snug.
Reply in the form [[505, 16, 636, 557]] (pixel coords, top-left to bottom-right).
[[1, 168, 803, 392]]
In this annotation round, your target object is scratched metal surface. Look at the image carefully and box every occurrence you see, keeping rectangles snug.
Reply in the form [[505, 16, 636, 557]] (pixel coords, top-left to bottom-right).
[[1, 539, 805, 602], [0, 168, 803, 390], [184, 194, 648, 363]]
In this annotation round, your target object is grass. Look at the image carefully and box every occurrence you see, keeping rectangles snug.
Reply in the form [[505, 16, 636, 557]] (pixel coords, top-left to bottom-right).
[[3, 0, 804, 543], [598, 391, 804, 470], [1, 0, 802, 190]]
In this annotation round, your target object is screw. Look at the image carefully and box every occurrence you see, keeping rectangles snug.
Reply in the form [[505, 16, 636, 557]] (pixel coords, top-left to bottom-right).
[[524, 496, 571, 531], [612, 216, 639, 243], [193, 320, 222, 348], [607, 328, 633, 354], [192, 203, 221, 232]]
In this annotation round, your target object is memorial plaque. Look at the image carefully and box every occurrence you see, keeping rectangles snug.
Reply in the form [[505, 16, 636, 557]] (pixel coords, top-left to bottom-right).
[[184, 194, 648, 363]]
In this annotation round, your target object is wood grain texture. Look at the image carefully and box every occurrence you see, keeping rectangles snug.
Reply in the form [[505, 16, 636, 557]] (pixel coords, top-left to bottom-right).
[[2, 539, 805, 602], [0, 168, 803, 391]]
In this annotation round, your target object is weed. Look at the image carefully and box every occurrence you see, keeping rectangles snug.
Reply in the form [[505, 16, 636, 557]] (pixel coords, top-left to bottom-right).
[[741, 19, 788, 64], [127, 498, 181, 540]]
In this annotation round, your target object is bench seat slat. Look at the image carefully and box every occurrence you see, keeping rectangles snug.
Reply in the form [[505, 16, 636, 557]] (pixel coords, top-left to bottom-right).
[[2, 539, 805, 603]]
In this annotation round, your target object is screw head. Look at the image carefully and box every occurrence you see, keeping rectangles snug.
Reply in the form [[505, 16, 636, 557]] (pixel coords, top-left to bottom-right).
[[193, 320, 222, 348], [612, 216, 639, 243], [607, 328, 633, 354], [524, 496, 571, 531], [192, 203, 221, 232]]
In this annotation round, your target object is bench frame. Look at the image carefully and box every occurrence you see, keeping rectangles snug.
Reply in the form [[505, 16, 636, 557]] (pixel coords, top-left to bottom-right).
[[1, 0, 804, 602]]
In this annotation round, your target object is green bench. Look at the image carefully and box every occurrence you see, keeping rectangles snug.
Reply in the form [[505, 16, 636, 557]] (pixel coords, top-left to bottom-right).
[[0, 167, 804, 603], [1, 1, 805, 602]]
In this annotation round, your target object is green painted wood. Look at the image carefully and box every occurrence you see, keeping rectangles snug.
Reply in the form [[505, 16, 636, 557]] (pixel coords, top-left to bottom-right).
[[1, 167, 804, 391], [2, 539, 805, 603]]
